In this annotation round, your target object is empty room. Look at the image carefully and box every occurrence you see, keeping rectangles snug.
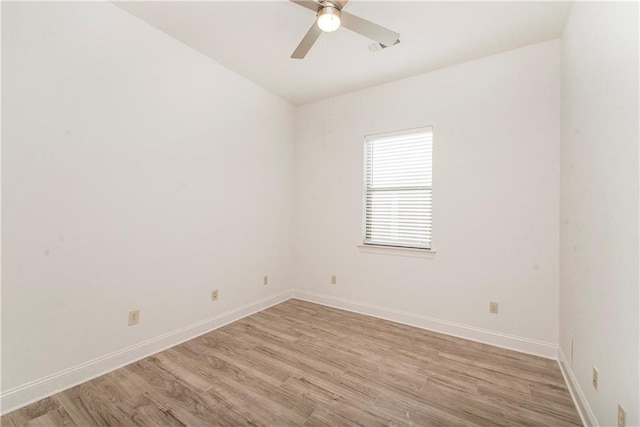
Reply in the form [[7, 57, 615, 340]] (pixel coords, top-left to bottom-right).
[[1, 0, 638, 426]]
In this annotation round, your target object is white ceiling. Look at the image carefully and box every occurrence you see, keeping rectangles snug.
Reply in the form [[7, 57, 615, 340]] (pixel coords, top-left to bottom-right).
[[114, 1, 572, 105]]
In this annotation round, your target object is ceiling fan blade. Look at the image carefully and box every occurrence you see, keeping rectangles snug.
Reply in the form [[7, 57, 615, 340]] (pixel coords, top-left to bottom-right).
[[340, 10, 400, 47], [331, 0, 348, 9], [291, 22, 323, 59], [289, 0, 320, 12]]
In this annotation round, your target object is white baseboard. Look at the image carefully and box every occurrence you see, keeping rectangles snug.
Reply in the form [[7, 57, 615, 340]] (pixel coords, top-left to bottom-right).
[[292, 290, 558, 359], [557, 347, 598, 426], [0, 290, 293, 415]]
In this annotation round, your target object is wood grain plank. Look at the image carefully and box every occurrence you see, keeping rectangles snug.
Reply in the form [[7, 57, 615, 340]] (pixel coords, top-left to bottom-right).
[[24, 406, 75, 427], [1, 397, 60, 426]]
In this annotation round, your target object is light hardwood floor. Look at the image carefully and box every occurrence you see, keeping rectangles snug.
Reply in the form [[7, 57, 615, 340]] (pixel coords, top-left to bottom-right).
[[2, 299, 581, 426]]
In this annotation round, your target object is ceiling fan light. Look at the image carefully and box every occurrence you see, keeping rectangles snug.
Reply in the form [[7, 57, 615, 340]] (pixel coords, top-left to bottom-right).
[[317, 6, 341, 32]]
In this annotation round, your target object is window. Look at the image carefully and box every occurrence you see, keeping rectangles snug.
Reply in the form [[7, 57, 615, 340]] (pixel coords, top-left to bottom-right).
[[363, 126, 433, 250]]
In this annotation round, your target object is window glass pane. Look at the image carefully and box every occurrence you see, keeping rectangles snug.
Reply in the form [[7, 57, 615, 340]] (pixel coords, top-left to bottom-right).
[[364, 127, 433, 249], [368, 132, 433, 188]]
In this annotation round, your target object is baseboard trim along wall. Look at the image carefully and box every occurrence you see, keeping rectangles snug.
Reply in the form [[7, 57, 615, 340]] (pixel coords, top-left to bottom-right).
[[2, 288, 564, 415], [292, 290, 559, 359], [557, 347, 598, 426], [0, 290, 293, 415]]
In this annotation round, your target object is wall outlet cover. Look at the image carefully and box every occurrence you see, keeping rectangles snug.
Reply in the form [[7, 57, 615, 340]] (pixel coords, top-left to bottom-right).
[[618, 404, 626, 427], [570, 335, 574, 366], [489, 301, 499, 314], [128, 310, 139, 326]]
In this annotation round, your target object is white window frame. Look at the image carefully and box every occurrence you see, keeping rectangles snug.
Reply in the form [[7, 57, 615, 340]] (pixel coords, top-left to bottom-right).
[[361, 126, 434, 252]]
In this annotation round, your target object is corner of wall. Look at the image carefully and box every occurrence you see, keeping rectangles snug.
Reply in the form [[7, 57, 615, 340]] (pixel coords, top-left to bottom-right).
[[557, 347, 598, 427]]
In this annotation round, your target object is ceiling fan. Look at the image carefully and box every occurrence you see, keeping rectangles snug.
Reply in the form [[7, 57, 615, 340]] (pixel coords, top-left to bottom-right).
[[290, 0, 400, 59]]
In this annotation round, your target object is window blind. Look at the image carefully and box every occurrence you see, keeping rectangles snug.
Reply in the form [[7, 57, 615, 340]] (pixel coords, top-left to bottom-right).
[[364, 127, 433, 249]]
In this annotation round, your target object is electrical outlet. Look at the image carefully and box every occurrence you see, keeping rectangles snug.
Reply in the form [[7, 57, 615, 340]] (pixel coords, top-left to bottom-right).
[[618, 404, 626, 427], [128, 310, 139, 326], [331, 275, 337, 285], [489, 302, 499, 314], [592, 366, 598, 390], [211, 289, 219, 301], [570, 335, 574, 366], [565, 325, 574, 366], [263, 276, 268, 285]]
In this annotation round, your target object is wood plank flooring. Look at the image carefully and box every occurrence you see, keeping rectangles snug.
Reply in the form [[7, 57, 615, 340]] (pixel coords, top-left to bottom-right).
[[2, 299, 582, 426]]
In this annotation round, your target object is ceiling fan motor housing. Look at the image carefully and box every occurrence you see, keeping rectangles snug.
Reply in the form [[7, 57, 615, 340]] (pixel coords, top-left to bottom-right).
[[317, 4, 341, 32]]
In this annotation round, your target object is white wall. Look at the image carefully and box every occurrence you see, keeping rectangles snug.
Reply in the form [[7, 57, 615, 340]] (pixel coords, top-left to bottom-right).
[[560, 2, 639, 426], [293, 40, 561, 354], [1, 1, 294, 410]]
